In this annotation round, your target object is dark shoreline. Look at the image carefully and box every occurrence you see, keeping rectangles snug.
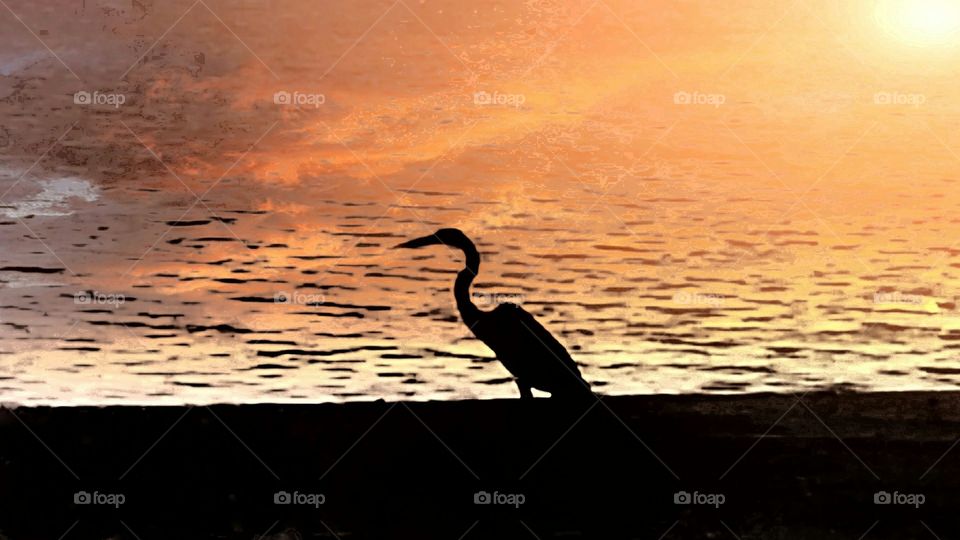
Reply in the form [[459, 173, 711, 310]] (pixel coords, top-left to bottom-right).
[[2, 391, 960, 539]]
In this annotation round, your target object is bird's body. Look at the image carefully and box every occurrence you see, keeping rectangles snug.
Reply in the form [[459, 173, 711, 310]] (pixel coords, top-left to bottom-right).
[[469, 302, 590, 399], [396, 228, 592, 400]]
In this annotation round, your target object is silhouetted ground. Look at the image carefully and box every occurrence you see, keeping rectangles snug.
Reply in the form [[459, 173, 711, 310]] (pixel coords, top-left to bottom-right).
[[2, 391, 960, 539]]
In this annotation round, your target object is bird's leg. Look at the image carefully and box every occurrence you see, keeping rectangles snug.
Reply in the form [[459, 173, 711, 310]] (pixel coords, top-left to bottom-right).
[[516, 380, 533, 400]]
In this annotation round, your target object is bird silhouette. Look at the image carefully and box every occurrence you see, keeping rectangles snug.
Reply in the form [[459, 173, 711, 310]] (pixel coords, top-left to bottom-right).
[[395, 228, 592, 400]]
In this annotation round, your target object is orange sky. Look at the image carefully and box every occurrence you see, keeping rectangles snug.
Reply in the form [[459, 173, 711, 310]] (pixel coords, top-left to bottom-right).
[[5, 0, 960, 403]]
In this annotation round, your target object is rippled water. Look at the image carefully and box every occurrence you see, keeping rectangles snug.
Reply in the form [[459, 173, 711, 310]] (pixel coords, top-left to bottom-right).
[[3, 0, 960, 404]]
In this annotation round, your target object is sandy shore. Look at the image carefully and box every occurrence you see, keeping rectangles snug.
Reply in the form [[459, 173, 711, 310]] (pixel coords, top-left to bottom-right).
[[2, 391, 960, 539]]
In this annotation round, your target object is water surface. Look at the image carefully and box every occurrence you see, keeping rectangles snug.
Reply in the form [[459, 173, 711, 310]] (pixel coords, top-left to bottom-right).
[[2, 0, 960, 404]]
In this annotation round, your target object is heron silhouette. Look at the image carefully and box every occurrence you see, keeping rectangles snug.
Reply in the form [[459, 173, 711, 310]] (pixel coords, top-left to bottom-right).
[[395, 228, 592, 400]]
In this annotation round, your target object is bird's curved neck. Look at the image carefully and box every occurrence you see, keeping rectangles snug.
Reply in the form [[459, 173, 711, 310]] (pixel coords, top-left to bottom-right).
[[454, 246, 481, 325]]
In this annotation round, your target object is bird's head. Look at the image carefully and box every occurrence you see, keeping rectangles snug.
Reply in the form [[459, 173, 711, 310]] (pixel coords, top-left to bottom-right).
[[393, 228, 473, 251], [394, 228, 479, 269]]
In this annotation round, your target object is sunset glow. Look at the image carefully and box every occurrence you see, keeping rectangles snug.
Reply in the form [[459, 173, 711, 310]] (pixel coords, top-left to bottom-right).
[[3, 0, 960, 406], [876, 0, 960, 47]]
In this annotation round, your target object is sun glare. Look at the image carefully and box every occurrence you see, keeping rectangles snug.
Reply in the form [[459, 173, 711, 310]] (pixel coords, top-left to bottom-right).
[[876, 0, 960, 47]]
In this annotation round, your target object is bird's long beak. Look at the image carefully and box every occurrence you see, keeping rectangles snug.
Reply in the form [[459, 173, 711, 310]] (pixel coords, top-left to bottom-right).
[[393, 234, 444, 249]]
